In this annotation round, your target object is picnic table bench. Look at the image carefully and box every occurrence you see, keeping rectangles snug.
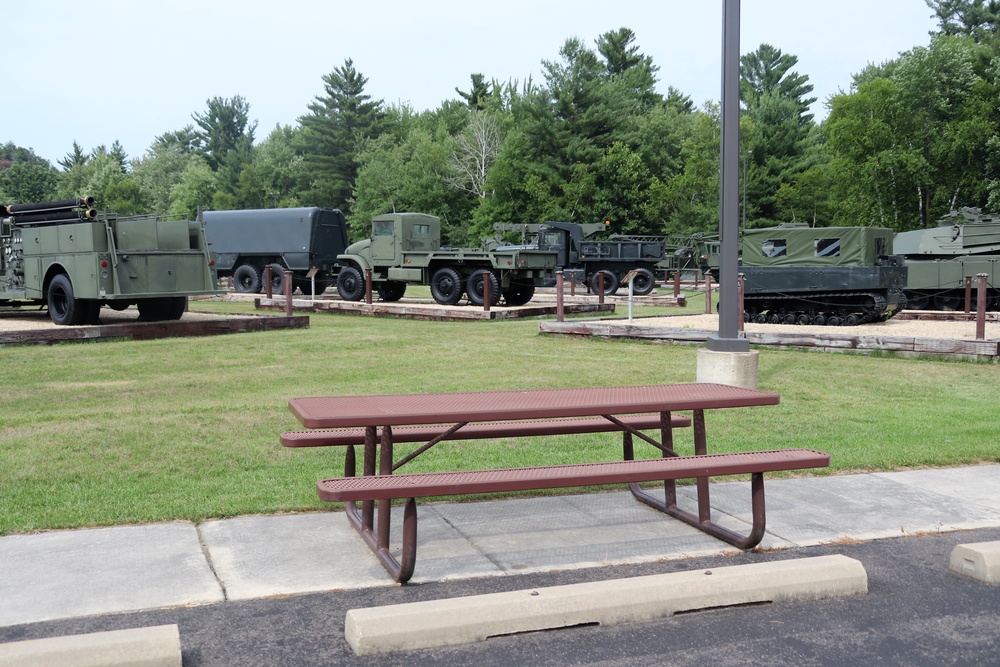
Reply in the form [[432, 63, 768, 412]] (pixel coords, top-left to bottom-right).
[[285, 383, 829, 583]]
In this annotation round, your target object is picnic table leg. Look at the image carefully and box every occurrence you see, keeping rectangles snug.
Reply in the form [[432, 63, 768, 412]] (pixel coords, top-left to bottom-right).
[[376, 426, 394, 553], [624, 410, 679, 508], [625, 408, 768, 549], [361, 426, 376, 532]]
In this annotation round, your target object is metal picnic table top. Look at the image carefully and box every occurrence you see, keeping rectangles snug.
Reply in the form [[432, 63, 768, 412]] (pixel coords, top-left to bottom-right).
[[287, 382, 780, 430]]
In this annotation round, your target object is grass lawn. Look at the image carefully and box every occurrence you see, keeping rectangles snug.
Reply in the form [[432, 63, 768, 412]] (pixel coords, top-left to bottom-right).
[[0, 297, 997, 535]]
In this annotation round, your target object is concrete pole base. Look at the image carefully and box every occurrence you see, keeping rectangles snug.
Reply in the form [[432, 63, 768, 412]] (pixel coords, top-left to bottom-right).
[[696, 348, 760, 389]]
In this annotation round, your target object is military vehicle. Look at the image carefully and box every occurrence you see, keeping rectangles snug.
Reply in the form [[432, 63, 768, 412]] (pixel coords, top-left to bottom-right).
[[739, 224, 908, 325], [201, 207, 349, 295], [493, 221, 666, 295], [336, 213, 556, 306], [1, 197, 218, 325], [893, 208, 1000, 310]]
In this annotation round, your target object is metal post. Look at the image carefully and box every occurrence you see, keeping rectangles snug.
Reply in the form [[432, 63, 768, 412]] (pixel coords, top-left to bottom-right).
[[283, 270, 293, 316], [628, 277, 634, 322], [483, 274, 491, 313], [570, 272, 576, 297], [705, 271, 713, 315], [264, 266, 273, 299], [556, 272, 565, 322], [976, 273, 988, 340], [598, 272, 605, 305], [706, 0, 750, 353], [673, 271, 680, 298], [738, 273, 745, 333], [365, 269, 373, 305], [965, 275, 973, 314]]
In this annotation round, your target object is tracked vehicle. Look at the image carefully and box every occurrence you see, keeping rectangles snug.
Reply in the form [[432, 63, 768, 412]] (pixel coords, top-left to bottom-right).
[[894, 208, 1000, 310], [739, 225, 907, 326]]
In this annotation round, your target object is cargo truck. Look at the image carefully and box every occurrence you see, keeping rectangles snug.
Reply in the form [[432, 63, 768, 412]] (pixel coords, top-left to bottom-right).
[[336, 212, 556, 306]]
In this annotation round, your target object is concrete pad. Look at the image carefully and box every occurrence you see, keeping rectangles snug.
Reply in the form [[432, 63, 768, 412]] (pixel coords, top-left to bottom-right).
[[950, 541, 1000, 584], [344, 554, 868, 655], [0, 624, 180, 667], [874, 465, 1000, 512], [0, 524, 223, 628], [712, 473, 1000, 545], [199, 510, 501, 597]]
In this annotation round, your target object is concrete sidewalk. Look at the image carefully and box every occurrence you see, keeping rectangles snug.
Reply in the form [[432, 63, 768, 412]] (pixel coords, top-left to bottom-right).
[[2, 464, 1000, 629]]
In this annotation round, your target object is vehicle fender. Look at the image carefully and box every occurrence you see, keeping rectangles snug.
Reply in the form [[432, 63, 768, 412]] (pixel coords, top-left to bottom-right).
[[337, 253, 372, 273]]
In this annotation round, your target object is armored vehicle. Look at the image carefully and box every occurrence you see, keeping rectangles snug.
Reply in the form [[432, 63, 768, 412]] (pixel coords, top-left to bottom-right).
[[493, 221, 665, 295], [1, 197, 218, 325], [893, 208, 1000, 310], [202, 207, 349, 295], [337, 213, 556, 306], [739, 224, 907, 325]]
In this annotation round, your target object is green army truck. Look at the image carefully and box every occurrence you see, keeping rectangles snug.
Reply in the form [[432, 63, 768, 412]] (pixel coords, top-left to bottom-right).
[[1, 197, 219, 325], [336, 212, 556, 306]]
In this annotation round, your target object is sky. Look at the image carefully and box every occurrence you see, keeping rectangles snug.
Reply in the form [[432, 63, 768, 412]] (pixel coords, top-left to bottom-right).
[[3, 0, 940, 165]]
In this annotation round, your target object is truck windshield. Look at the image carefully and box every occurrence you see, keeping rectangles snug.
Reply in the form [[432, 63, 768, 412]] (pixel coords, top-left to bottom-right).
[[373, 221, 394, 236]]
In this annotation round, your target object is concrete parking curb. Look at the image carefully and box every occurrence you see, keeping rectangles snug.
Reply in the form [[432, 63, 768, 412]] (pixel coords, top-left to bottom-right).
[[345, 554, 868, 655], [950, 541, 1000, 583], [0, 624, 180, 667]]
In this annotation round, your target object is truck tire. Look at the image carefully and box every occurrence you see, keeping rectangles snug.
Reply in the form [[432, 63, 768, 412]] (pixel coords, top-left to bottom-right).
[[430, 267, 464, 305], [337, 266, 365, 301], [137, 297, 188, 322], [466, 269, 500, 307], [233, 264, 261, 293], [589, 270, 619, 296], [631, 268, 656, 296], [47, 273, 85, 326], [503, 281, 536, 306], [377, 281, 406, 302], [266, 263, 285, 293]]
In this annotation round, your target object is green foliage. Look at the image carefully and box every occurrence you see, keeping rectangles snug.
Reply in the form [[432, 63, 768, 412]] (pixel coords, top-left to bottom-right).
[[298, 58, 388, 215]]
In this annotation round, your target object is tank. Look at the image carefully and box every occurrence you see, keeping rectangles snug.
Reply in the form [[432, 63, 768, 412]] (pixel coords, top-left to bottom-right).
[[738, 224, 908, 326], [893, 208, 1000, 311]]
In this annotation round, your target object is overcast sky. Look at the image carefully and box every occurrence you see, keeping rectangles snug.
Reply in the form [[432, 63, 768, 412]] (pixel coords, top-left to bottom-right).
[[4, 0, 939, 165]]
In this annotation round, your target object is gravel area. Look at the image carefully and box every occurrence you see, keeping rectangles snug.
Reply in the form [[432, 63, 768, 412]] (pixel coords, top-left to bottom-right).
[[611, 313, 1000, 340], [0, 306, 236, 332]]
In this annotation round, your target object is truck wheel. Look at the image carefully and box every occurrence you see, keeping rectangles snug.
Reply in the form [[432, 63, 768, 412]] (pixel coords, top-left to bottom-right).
[[266, 263, 285, 293], [377, 281, 406, 302], [137, 297, 188, 322], [430, 267, 464, 305], [589, 270, 619, 296], [233, 265, 261, 293], [466, 269, 500, 307], [631, 268, 656, 296], [47, 274, 84, 326], [503, 282, 536, 306], [337, 266, 365, 301]]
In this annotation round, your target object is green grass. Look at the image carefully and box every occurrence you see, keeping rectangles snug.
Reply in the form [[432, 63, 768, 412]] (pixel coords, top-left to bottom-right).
[[0, 299, 997, 535]]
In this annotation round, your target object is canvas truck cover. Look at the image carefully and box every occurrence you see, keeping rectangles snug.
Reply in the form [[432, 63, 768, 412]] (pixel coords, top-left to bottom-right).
[[741, 226, 894, 267]]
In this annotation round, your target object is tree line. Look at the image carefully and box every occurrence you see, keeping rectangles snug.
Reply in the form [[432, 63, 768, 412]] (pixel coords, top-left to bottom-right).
[[3, 1, 999, 243]]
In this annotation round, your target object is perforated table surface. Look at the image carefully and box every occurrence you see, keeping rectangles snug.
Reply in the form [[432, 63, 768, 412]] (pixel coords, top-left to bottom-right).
[[288, 382, 780, 429]]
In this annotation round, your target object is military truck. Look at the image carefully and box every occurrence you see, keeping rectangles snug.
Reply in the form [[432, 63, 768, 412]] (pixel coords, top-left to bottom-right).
[[201, 207, 349, 295], [493, 221, 666, 295], [336, 212, 556, 306], [893, 208, 1000, 310], [739, 224, 907, 325], [1, 197, 218, 325]]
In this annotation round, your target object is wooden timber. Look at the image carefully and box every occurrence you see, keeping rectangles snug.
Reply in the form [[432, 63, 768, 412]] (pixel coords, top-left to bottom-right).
[[0, 314, 309, 347], [253, 297, 615, 320], [539, 319, 1000, 361]]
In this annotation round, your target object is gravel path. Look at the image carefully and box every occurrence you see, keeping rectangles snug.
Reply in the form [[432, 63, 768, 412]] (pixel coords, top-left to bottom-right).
[[614, 313, 1000, 340]]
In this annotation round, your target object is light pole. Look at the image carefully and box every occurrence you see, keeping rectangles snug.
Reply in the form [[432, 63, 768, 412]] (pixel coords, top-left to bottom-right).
[[741, 150, 748, 233]]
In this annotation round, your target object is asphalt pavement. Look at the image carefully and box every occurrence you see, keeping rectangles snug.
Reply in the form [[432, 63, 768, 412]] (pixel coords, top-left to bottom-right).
[[2, 464, 1000, 665]]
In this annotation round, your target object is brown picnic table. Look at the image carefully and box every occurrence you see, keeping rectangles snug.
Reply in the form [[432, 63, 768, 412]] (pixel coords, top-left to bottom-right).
[[286, 383, 829, 583]]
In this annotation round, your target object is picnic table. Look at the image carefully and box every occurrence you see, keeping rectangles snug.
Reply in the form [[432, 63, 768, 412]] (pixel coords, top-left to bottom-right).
[[285, 383, 829, 583]]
